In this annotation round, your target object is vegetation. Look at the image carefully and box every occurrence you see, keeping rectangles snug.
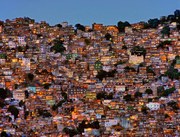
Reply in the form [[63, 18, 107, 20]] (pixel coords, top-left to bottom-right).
[[123, 94, 134, 102], [75, 23, 85, 31], [165, 66, 180, 80], [134, 91, 142, 98], [50, 39, 66, 53], [117, 21, 131, 32], [27, 73, 34, 82], [167, 101, 179, 110], [52, 100, 66, 111], [157, 40, 172, 49], [37, 109, 52, 118], [145, 88, 153, 94], [0, 88, 12, 99], [161, 25, 170, 37], [148, 18, 159, 28], [141, 105, 148, 114], [8, 105, 19, 119], [158, 87, 176, 97], [96, 92, 113, 100], [84, 38, 91, 45], [105, 33, 112, 41], [96, 70, 117, 81], [131, 46, 146, 57]]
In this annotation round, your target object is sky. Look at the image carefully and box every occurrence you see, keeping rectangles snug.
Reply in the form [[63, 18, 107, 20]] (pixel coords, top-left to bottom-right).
[[1, 0, 180, 26]]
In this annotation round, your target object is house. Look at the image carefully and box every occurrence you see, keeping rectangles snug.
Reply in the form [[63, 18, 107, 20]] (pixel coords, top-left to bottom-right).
[[13, 89, 25, 101], [146, 102, 160, 110]]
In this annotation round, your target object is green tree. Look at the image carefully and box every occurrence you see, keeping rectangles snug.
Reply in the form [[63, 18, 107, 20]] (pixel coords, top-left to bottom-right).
[[167, 101, 179, 110], [50, 39, 66, 53], [157, 40, 171, 49], [43, 83, 51, 89], [75, 23, 85, 31], [134, 91, 142, 98], [19, 100, 24, 107], [55, 24, 62, 28], [131, 46, 146, 57], [17, 46, 23, 52], [0, 88, 8, 99], [63, 127, 78, 137], [145, 88, 153, 94], [1, 131, 8, 137], [123, 94, 134, 102], [122, 45, 128, 50], [27, 73, 34, 81], [161, 25, 170, 37], [8, 105, 19, 119], [141, 105, 148, 114], [146, 66, 156, 75], [105, 33, 112, 41], [24, 90, 29, 98], [117, 21, 131, 32], [148, 18, 159, 28], [84, 39, 91, 45], [61, 92, 68, 100], [165, 66, 180, 80]]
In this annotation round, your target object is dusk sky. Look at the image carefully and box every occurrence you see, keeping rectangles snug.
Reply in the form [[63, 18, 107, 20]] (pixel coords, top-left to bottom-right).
[[1, 0, 180, 26]]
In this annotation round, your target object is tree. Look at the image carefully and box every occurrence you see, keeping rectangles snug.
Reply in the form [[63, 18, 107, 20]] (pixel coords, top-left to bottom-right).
[[174, 10, 180, 17], [8, 105, 19, 119], [55, 24, 62, 28], [158, 87, 176, 97], [134, 91, 142, 98], [124, 66, 136, 72], [84, 39, 91, 45], [165, 113, 170, 119], [145, 88, 153, 94], [91, 120, 100, 129], [17, 46, 23, 52], [96, 92, 113, 100], [96, 70, 117, 81], [161, 25, 170, 37], [0, 100, 5, 108], [50, 39, 66, 53], [52, 100, 66, 111], [19, 100, 24, 107], [75, 23, 85, 31], [1, 131, 8, 137], [43, 83, 51, 89], [61, 92, 68, 100], [131, 46, 146, 57], [157, 40, 171, 49], [63, 127, 78, 137], [123, 94, 134, 102], [165, 66, 180, 80], [105, 33, 112, 41], [146, 66, 155, 75], [37, 109, 52, 118], [27, 73, 34, 81], [167, 101, 179, 110], [148, 18, 159, 28], [117, 21, 131, 32], [157, 86, 164, 96], [167, 15, 176, 22], [0, 88, 8, 99], [24, 90, 29, 98], [141, 105, 148, 114], [122, 45, 128, 50]]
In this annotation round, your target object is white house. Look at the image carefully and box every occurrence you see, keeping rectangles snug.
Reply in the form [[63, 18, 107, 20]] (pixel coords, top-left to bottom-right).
[[146, 102, 160, 110], [13, 89, 25, 101]]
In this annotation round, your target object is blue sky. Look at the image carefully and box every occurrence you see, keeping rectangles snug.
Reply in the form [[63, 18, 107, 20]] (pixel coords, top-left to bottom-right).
[[1, 0, 179, 26]]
